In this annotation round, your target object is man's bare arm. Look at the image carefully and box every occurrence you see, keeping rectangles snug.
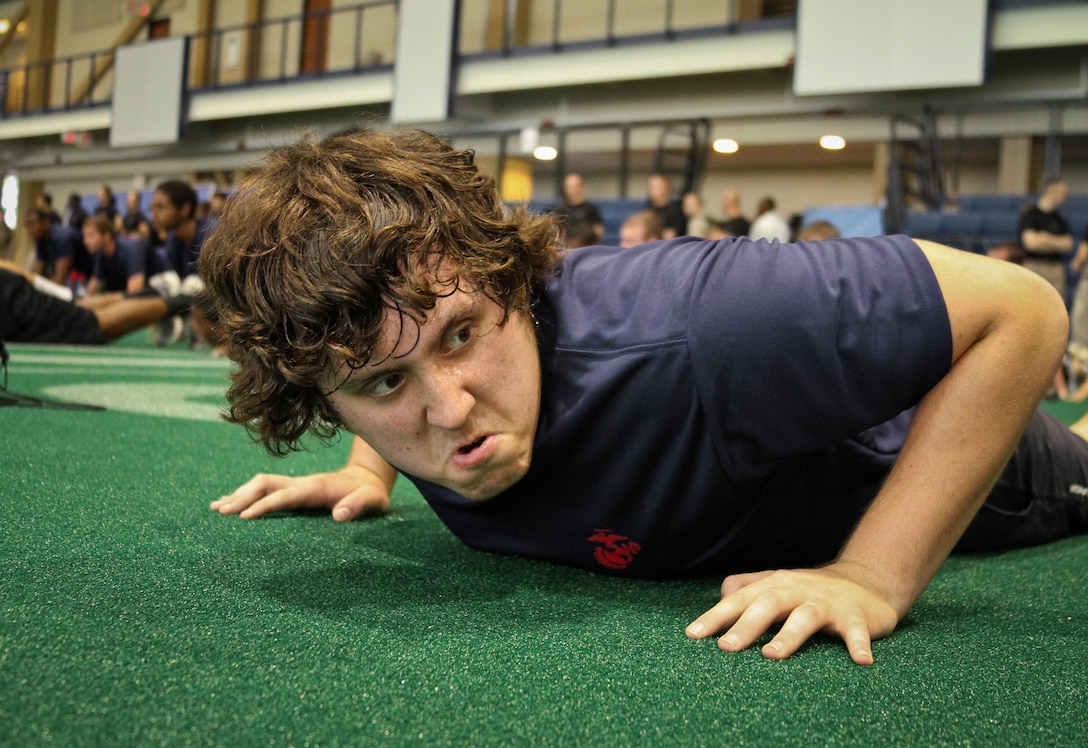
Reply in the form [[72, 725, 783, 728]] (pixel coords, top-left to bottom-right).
[[1021, 228, 1073, 254], [687, 240, 1068, 664]]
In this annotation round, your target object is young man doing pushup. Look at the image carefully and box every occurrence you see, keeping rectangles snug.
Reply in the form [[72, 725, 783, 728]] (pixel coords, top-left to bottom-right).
[[201, 128, 1088, 665]]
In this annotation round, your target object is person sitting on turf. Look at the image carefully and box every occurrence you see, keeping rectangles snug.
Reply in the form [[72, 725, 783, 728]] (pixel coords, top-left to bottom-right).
[[25, 207, 86, 288], [200, 128, 1088, 666], [81, 214, 152, 300], [0, 259, 191, 345]]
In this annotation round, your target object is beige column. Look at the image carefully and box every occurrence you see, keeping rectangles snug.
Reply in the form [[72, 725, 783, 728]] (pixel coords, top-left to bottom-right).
[[24, 0, 57, 111], [997, 136, 1033, 195], [12, 180, 45, 267]]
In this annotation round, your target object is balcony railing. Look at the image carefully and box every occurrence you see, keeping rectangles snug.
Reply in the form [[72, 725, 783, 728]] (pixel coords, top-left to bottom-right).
[[0, 0, 795, 119], [457, 0, 796, 57], [187, 1, 397, 92], [0, 1, 397, 118]]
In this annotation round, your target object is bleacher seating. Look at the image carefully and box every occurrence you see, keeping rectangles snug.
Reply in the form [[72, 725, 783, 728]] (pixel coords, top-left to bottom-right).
[[905, 194, 1088, 252], [526, 194, 1088, 249], [528, 198, 645, 246]]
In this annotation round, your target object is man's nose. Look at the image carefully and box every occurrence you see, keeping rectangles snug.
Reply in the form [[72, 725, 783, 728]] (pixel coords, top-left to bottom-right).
[[423, 365, 475, 430]]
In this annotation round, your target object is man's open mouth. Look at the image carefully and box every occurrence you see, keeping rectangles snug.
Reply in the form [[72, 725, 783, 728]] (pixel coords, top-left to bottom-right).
[[458, 436, 487, 455]]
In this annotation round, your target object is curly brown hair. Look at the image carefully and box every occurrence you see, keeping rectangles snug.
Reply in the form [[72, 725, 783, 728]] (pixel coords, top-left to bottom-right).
[[199, 128, 564, 455]]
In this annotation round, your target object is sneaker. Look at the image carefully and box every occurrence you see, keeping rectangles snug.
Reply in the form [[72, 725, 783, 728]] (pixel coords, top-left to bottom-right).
[[154, 315, 184, 347], [148, 271, 181, 299], [179, 274, 205, 296]]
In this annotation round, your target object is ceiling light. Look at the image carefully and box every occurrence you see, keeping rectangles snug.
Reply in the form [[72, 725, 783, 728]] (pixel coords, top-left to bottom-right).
[[712, 138, 739, 154], [820, 135, 846, 150], [533, 145, 558, 161]]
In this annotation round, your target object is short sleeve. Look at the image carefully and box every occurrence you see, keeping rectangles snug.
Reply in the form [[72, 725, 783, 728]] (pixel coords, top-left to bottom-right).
[[687, 235, 952, 474]]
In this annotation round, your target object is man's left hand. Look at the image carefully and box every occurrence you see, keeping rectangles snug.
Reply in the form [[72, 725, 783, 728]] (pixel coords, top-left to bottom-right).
[[684, 562, 899, 665]]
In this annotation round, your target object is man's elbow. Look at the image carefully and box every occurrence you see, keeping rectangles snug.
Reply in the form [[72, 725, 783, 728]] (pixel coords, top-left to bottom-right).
[[1022, 269, 1069, 362]]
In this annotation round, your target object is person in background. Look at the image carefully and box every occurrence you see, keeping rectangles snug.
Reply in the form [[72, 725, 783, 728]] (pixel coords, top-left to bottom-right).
[[64, 193, 88, 231], [1019, 178, 1076, 399], [95, 184, 120, 226], [682, 192, 711, 238], [748, 196, 791, 242], [150, 180, 212, 282], [26, 208, 84, 287], [122, 190, 151, 242], [36, 193, 62, 225], [561, 219, 601, 249], [550, 173, 604, 243], [81, 214, 151, 298], [0, 207, 12, 262], [986, 242, 1023, 265], [148, 179, 214, 347], [645, 173, 686, 239], [796, 220, 841, 242], [1018, 177, 1074, 302], [715, 188, 749, 238], [0, 259, 191, 345], [619, 209, 664, 247]]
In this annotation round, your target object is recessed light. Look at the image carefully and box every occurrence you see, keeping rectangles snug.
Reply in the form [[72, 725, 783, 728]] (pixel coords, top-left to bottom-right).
[[820, 135, 846, 150], [713, 138, 739, 154]]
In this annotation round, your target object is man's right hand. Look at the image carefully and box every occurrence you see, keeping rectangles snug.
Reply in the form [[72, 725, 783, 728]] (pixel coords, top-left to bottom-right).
[[211, 464, 392, 521], [212, 436, 398, 521]]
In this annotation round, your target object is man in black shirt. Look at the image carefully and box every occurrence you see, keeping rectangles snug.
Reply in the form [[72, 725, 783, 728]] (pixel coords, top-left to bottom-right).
[[1019, 177, 1074, 299], [550, 173, 603, 245]]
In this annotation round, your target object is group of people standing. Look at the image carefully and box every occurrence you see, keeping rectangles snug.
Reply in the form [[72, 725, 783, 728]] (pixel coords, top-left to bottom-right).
[[550, 171, 803, 250]]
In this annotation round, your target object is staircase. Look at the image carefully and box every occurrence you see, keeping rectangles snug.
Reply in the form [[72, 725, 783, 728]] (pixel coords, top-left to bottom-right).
[[885, 108, 943, 234]]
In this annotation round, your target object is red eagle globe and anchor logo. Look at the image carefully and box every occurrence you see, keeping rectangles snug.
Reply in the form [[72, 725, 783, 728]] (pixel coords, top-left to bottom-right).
[[587, 529, 642, 570]]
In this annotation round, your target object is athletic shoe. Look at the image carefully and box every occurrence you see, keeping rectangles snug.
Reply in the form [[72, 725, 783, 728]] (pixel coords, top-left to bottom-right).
[[155, 315, 184, 347], [148, 270, 181, 299], [179, 274, 205, 296]]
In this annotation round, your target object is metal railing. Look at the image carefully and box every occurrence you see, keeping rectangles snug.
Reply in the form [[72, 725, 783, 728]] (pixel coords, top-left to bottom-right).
[[457, 0, 796, 57], [0, 49, 116, 116], [1, 2, 397, 117], [188, 1, 397, 92], [1, 0, 796, 118]]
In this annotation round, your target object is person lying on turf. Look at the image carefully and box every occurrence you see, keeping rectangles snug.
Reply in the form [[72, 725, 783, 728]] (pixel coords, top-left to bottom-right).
[[200, 128, 1088, 665], [0, 259, 191, 344]]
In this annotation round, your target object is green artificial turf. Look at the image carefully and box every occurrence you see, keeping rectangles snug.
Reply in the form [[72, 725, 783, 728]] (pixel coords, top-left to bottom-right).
[[1, 338, 1086, 746]]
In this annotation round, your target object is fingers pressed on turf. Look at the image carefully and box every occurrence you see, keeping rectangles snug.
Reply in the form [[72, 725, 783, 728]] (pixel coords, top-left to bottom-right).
[[716, 596, 789, 653], [759, 602, 826, 660], [686, 597, 744, 639], [842, 623, 875, 666]]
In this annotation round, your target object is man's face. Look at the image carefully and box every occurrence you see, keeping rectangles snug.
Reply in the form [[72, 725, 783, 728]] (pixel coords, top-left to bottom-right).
[[25, 215, 47, 241], [564, 174, 585, 204], [149, 190, 182, 232], [648, 175, 669, 205], [325, 279, 541, 501], [619, 221, 645, 248], [1047, 181, 1068, 206], [82, 224, 107, 254]]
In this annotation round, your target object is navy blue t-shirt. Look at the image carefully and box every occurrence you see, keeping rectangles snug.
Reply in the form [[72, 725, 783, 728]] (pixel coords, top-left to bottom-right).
[[407, 235, 953, 578], [35, 223, 82, 267], [92, 236, 151, 291], [164, 218, 216, 279]]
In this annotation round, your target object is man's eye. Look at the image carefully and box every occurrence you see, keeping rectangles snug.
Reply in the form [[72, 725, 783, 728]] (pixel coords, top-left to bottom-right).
[[448, 326, 471, 350], [368, 374, 403, 396]]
